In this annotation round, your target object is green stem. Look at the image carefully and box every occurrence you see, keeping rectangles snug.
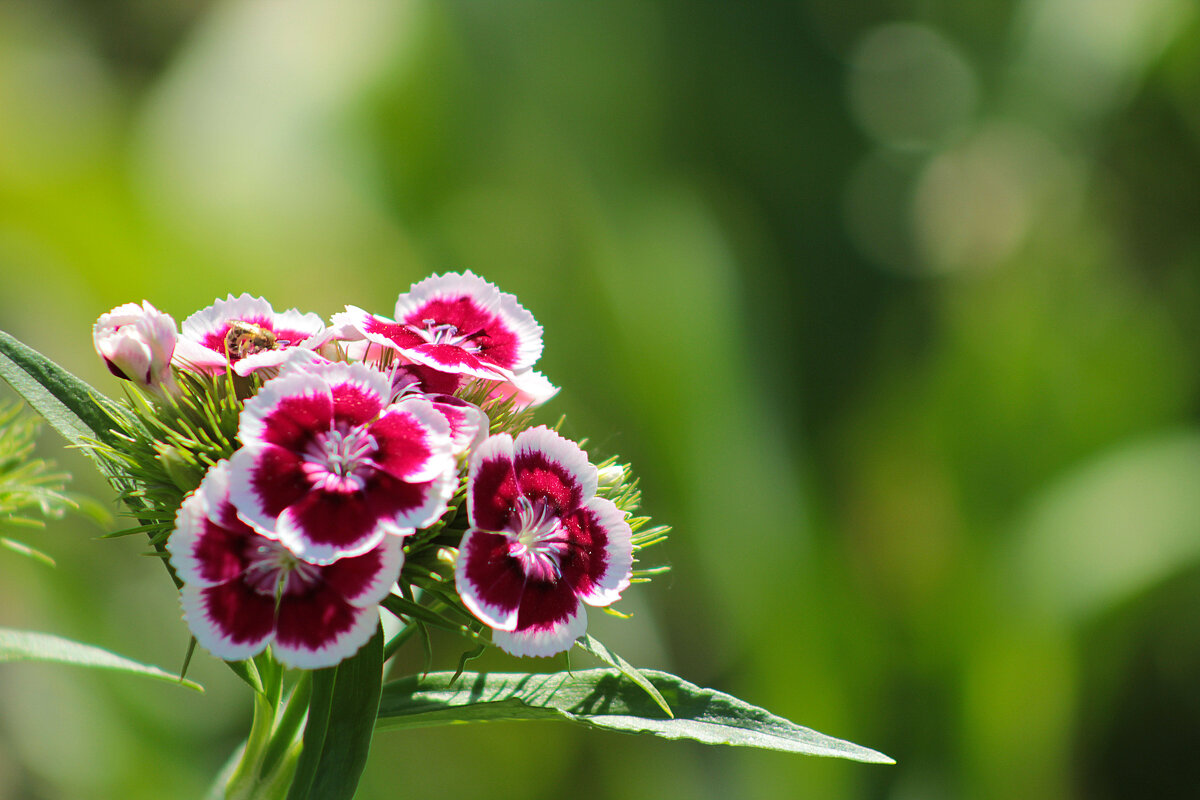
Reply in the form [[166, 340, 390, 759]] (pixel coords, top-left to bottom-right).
[[220, 658, 311, 800], [261, 673, 312, 779]]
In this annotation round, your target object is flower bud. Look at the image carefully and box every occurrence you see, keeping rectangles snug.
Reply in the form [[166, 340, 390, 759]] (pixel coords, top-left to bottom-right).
[[597, 462, 628, 492], [93, 301, 178, 390]]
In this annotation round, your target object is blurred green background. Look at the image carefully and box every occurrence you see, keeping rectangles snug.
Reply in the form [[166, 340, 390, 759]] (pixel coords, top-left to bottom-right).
[[3, 0, 1200, 797]]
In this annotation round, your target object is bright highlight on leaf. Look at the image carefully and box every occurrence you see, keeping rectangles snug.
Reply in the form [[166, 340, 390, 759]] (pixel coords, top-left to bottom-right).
[[0, 628, 203, 691]]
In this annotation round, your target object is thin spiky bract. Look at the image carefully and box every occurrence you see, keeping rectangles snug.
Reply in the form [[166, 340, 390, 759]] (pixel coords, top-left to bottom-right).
[[455, 379, 535, 437], [88, 369, 248, 545], [0, 401, 75, 527], [593, 455, 671, 584]]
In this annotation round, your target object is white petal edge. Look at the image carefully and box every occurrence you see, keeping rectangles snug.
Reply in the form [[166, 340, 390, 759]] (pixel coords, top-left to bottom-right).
[[272, 502, 389, 566], [272, 604, 382, 670], [180, 293, 275, 341], [492, 602, 587, 659], [574, 496, 634, 608], [513, 426, 599, 503], [493, 369, 559, 409], [454, 528, 522, 632], [237, 369, 334, 450], [167, 463, 227, 588], [466, 432, 516, 530], [374, 399, 454, 483], [308, 360, 393, 410], [338, 537, 406, 608], [178, 583, 272, 662]]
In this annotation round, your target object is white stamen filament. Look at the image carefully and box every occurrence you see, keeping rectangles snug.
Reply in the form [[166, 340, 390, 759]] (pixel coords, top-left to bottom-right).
[[243, 541, 322, 599], [302, 426, 377, 493], [507, 495, 569, 582], [409, 318, 485, 353]]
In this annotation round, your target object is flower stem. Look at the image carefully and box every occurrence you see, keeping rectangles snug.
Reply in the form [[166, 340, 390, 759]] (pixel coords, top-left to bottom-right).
[[220, 659, 310, 800]]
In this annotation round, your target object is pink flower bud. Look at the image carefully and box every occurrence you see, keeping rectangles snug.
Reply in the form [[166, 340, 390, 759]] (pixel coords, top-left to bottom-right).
[[93, 301, 178, 389]]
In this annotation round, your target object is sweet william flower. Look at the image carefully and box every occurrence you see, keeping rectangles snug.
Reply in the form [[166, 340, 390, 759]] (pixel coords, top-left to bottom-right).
[[334, 271, 543, 381], [93, 301, 178, 390], [174, 293, 329, 376], [168, 461, 402, 669], [388, 361, 559, 412], [455, 426, 633, 657], [228, 361, 456, 564]]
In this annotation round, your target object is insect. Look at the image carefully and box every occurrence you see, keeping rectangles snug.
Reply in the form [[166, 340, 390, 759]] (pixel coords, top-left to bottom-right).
[[223, 321, 281, 361]]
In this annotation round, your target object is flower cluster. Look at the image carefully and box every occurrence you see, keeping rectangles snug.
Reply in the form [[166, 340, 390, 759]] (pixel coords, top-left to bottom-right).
[[94, 273, 661, 669]]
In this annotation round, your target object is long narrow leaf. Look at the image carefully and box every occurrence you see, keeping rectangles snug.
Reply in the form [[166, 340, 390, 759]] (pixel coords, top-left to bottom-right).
[[287, 626, 384, 800], [576, 634, 672, 718], [377, 668, 892, 763], [0, 628, 202, 691], [0, 331, 123, 455]]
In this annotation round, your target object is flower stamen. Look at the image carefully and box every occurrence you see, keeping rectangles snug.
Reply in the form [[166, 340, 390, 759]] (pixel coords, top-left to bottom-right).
[[301, 427, 377, 493]]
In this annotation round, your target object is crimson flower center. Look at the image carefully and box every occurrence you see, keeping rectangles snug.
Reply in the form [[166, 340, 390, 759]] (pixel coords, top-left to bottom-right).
[[505, 495, 569, 582], [243, 540, 322, 598], [302, 426, 377, 493], [408, 319, 486, 352]]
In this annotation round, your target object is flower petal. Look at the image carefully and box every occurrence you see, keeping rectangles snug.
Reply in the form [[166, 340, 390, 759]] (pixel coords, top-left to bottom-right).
[[369, 401, 452, 483], [454, 529, 524, 631], [467, 433, 520, 532], [512, 426, 597, 515], [489, 368, 559, 409], [170, 462, 260, 586], [394, 271, 543, 373], [423, 394, 489, 456], [491, 595, 587, 659], [228, 444, 309, 536], [561, 497, 633, 607], [321, 537, 405, 607], [402, 343, 511, 381], [238, 371, 334, 451], [179, 581, 276, 662], [274, 489, 393, 564], [272, 590, 381, 669]]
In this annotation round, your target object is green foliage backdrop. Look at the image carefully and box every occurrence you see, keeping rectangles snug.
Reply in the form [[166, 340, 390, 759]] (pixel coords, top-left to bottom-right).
[[2, 1, 1199, 798]]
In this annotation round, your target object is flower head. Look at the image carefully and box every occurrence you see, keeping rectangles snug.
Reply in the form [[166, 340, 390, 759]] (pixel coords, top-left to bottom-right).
[[93, 301, 178, 390], [455, 426, 633, 657], [168, 461, 402, 669], [334, 271, 543, 381], [175, 294, 328, 376], [228, 361, 456, 564]]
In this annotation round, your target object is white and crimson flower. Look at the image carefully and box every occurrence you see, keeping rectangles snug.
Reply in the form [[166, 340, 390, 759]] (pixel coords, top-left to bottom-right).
[[334, 271, 543, 381], [228, 361, 456, 565], [92, 301, 178, 390], [174, 294, 329, 376], [455, 426, 633, 658], [168, 461, 402, 669]]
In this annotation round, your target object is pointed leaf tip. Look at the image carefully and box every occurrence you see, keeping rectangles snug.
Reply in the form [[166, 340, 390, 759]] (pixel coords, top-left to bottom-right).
[[377, 668, 893, 764]]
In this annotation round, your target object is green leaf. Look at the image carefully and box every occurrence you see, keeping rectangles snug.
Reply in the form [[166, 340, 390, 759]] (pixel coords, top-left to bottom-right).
[[287, 626, 384, 800], [576, 634, 672, 718], [0, 627, 203, 691], [0, 330, 123, 456], [377, 668, 893, 763]]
